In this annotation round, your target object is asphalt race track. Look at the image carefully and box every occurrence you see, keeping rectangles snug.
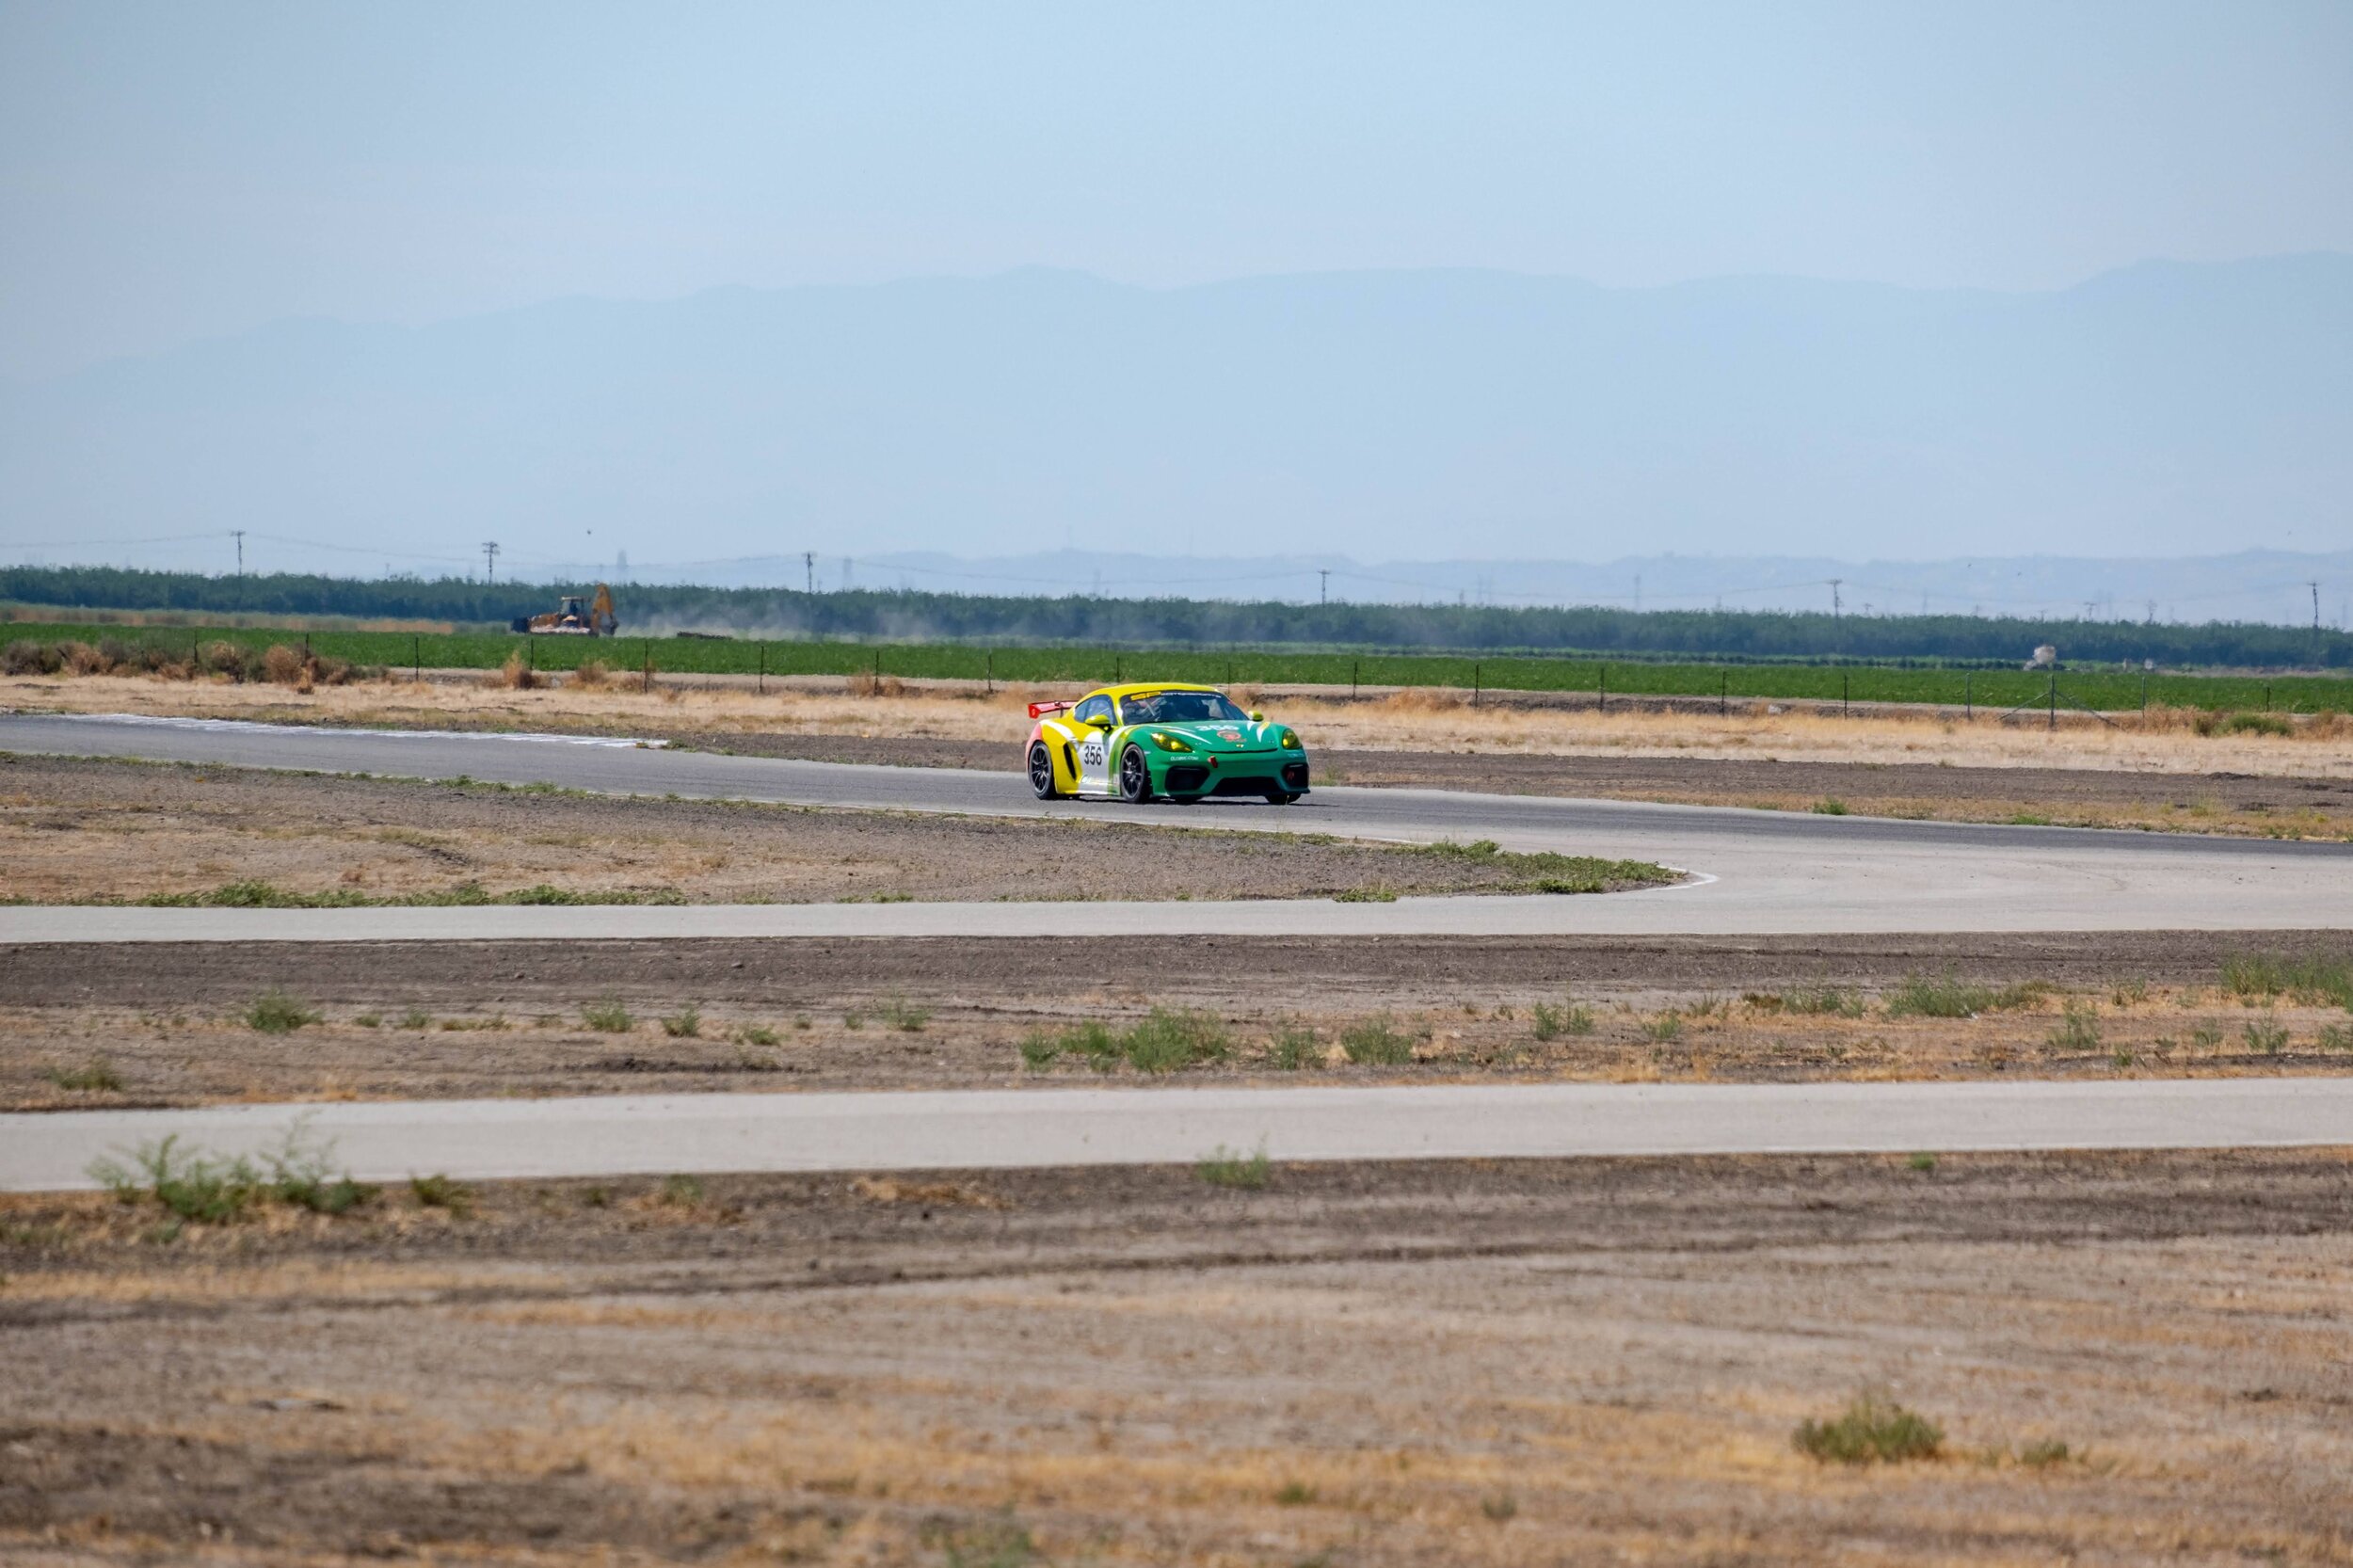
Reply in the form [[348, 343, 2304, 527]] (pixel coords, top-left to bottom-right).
[[0, 711, 2347, 938], [5, 1078, 2350, 1192]]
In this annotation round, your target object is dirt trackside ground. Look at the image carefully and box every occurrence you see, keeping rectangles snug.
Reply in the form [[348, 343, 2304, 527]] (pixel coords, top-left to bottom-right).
[[0, 752, 1668, 906], [6, 932, 2348, 1108], [3, 1149, 2348, 1565]]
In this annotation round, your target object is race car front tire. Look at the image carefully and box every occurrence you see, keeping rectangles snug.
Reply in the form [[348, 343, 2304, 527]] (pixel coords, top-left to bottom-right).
[[1263, 791, 1301, 805], [1118, 744, 1154, 804], [1027, 741, 1062, 799]]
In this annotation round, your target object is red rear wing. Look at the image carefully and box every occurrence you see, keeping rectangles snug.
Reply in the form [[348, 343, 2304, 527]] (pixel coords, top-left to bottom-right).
[[1027, 699, 1074, 719]]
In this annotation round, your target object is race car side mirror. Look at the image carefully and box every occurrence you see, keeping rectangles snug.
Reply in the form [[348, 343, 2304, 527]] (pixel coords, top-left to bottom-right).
[[1248, 710, 1265, 722]]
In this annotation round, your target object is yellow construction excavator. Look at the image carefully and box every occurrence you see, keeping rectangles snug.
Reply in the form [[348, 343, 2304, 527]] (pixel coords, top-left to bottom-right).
[[511, 583, 618, 636]]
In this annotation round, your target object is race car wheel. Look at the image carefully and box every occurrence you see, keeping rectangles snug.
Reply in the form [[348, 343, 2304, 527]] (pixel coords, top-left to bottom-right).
[[1118, 744, 1154, 804], [1027, 741, 1061, 799], [1263, 791, 1301, 805]]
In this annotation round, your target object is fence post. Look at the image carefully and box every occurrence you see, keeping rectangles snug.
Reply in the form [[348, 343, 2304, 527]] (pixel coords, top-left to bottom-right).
[[986, 651, 994, 696], [2140, 668, 2147, 712], [1598, 664, 1606, 713], [1964, 672, 1972, 720], [758, 643, 765, 695], [526, 639, 534, 673], [1720, 670, 1727, 716], [1352, 659, 1359, 699], [1842, 671, 1849, 717], [2265, 683, 2271, 712], [413, 635, 420, 681], [2048, 670, 2057, 732], [1473, 663, 1481, 708], [644, 643, 652, 695], [1114, 654, 1121, 684]]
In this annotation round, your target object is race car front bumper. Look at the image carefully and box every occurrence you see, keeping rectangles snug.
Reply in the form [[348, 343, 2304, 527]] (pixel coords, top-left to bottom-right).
[[1158, 752, 1309, 797]]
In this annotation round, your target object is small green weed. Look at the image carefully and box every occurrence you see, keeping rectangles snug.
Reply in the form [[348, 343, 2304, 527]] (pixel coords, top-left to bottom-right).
[[2318, 1022, 2352, 1051], [1334, 884, 1399, 903], [90, 1126, 371, 1224], [1267, 1025, 1321, 1069], [2109, 978, 2150, 1007], [246, 987, 320, 1034], [1885, 970, 2046, 1019], [1198, 1143, 1272, 1190], [1641, 1012, 1683, 1042], [352, 1012, 382, 1029], [1122, 1009, 1228, 1073], [2243, 1015, 2289, 1055], [1793, 1392, 1945, 1465], [842, 1009, 865, 1031], [582, 997, 633, 1032], [266, 1133, 376, 1215], [2190, 1022, 2225, 1049], [658, 1174, 706, 1207], [1340, 1015, 1415, 1065], [1907, 1152, 1937, 1173], [2221, 952, 2353, 1008], [1529, 1001, 1564, 1041], [2046, 1001, 2101, 1053], [1273, 1481, 1317, 1505], [92, 1136, 262, 1224], [2017, 1438, 2076, 1468], [1812, 797, 1849, 815], [1481, 1492, 1519, 1521], [880, 995, 934, 1032], [409, 1173, 474, 1217], [936, 1515, 1038, 1568], [398, 1006, 431, 1031], [43, 1058, 122, 1093], [1779, 983, 1866, 1017], [660, 1005, 702, 1039], [735, 1023, 779, 1048], [1023, 1011, 1229, 1074]]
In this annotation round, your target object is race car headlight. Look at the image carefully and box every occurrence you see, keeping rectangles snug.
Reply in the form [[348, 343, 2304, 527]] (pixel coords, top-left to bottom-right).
[[1150, 731, 1192, 752], [1278, 729, 1302, 749]]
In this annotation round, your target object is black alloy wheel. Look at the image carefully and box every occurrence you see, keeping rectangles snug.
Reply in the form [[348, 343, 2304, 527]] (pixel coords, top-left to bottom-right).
[[1119, 745, 1154, 804], [1028, 741, 1060, 799]]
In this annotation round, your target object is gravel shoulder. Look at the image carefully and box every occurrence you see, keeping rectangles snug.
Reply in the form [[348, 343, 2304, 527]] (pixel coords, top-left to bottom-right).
[[5, 1148, 2348, 1564], [8, 931, 2347, 1108]]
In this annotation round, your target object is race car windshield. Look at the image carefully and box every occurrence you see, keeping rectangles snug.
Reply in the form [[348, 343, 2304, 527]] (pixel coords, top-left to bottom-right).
[[1122, 691, 1249, 724]]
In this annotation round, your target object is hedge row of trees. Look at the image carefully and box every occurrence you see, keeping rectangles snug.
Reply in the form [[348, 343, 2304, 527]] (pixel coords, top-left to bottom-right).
[[5, 565, 2346, 670]]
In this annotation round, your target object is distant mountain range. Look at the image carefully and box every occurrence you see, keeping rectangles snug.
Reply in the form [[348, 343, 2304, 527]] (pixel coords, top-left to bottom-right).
[[4, 256, 2349, 580]]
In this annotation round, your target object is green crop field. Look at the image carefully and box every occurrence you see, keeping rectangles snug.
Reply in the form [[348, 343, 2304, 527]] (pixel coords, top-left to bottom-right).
[[9, 619, 2352, 715]]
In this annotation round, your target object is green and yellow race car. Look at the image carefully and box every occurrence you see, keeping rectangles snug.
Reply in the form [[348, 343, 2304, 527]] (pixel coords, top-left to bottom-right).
[[1026, 683, 1310, 805]]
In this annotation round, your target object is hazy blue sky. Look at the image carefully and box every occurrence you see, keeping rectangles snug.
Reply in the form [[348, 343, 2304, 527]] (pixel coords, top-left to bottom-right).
[[4, 0, 2349, 379]]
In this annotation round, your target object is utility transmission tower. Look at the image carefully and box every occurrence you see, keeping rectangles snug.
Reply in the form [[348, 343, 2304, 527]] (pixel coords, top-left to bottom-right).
[[1828, 579, 1842, 618], [1319, 569, 1329, 605], [231, 530, 245, 575], [805, 552, 815, 594], [482, 541, 500, 583], [2313, 581, 2323, 633]]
